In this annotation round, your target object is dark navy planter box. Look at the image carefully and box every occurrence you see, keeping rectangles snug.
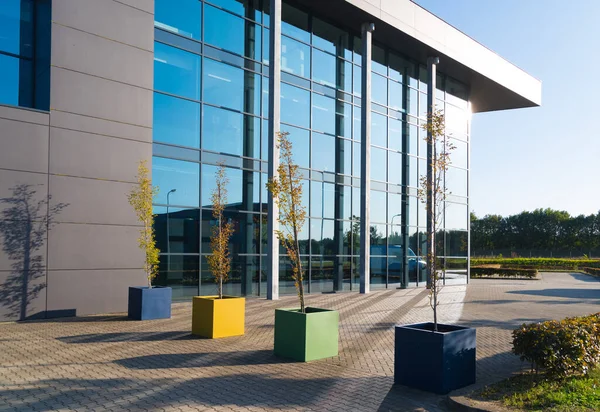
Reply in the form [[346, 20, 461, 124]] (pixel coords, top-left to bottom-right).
[[128, 286, 172, 320], [395, 322, 476, 394]]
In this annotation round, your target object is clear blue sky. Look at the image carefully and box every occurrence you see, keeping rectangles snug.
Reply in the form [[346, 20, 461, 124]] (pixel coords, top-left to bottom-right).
[[415, 0, 600, 218]]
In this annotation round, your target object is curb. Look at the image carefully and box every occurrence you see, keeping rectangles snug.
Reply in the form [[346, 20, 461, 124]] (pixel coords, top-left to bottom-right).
[[446, 395, 509, 412]]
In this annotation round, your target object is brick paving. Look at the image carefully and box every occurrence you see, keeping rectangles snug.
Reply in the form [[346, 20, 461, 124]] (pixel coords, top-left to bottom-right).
[[0, 272, 598, 411]]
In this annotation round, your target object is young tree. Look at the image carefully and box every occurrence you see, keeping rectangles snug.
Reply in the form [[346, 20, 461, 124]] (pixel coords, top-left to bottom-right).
[[267, 132, 308, 313], [417, 109, 455, 331], [207, 163, 235, 299], [128, 161, 160, 288]]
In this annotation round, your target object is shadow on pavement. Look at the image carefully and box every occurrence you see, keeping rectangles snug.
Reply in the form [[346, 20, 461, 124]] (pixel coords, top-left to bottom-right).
[[115, 349, 291, 369], [57, 331, 200, 343], [508, 288, 599, 300]]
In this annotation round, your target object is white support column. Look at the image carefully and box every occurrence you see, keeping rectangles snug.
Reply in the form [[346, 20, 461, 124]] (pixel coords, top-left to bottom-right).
[[359, 22, 375, 294], [426, 57, 439, 289], [266, 0, 281, 300]]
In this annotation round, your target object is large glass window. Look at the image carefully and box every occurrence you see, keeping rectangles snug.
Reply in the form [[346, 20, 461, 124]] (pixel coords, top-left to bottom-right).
[[312, 49, 336, 88], [153, 93, 201, 148], [155, 0, 201, 39], [153, 157, 200, 207], [281, 35, 310, 78], [0, 0, 49, 109], [154, 42, 201, 100], [281, 83, 310, 128], [204, 5, 244, 55], [312, 93, 335, 134], [202, 105, 243, 156], [203, 58, 244, 111], [311, 132, 335, 172]]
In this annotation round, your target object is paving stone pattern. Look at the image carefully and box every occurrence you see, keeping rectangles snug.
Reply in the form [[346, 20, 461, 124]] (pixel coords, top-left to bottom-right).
[[0, 273, 598, 411]]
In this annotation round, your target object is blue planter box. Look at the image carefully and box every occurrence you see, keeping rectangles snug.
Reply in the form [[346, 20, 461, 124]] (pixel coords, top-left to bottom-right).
[[395, 322, 476, 394], [128, 286, 172, 320]]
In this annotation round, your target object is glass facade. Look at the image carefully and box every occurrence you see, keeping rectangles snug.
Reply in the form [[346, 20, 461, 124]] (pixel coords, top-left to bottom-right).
[[152, 0, 470, 299], [0, 0, 51, 110]]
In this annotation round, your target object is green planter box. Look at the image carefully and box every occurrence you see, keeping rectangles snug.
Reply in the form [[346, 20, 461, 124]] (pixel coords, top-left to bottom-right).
[[274, 307, 339, 362]]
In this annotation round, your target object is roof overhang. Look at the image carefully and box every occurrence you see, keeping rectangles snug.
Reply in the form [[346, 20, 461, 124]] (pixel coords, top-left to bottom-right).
[[293, 0, 542, 113]]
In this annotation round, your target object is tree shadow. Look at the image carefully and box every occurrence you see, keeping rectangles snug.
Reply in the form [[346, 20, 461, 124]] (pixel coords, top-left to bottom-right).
[[567, 272, 600, 283], [58, 331, 203, 343], [0, 184, 67, 321], [0, 374, 444, 411], [508, 289, 599, 300], [115, 349, 292, 369]]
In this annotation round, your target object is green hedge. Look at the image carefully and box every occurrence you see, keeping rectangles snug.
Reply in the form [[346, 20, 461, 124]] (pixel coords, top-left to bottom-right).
[[471, 258, 600, 270], [583, 267, 600, 277], [512, 313, 600, 378], [471, 267, 537, 279]]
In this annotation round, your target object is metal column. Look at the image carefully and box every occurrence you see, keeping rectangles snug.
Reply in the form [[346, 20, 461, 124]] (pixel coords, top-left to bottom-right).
[[426, 57, 439, 289], [267, 0, 282, 300], [359, 23, 375, 294]]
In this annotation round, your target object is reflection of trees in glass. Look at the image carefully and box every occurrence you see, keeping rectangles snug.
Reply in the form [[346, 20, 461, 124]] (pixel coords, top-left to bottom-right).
[[343, 215, 360, 255], [0, 185, 67, 320]]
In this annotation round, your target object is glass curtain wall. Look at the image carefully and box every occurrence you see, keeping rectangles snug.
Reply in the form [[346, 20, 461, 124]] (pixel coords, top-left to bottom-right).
[[0, 0, 51, 110], [152, 0, 470, 299]]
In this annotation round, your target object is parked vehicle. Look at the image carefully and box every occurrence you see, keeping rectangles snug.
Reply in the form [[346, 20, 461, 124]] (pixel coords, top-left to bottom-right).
[[370, 245, 426, 282]]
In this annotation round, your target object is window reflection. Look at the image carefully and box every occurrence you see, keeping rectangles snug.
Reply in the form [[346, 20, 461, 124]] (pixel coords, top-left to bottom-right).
[[285, 126, 310, 168], [445, 202, 468, 230], [203, 58, 243, 111], [281, 83, 310, 128], [204, 5, 245, 55], [154, 42, 201, 100], [153, 157, 200, 207], [281, 3, 310, 43], [154, 93, 201, 148], [0, 54, 20, 106], [155, 0, 201, 40], [446, 167, 468, 197], [371, 112, 387, 147], [370, 190, 387, 223], [282, 35, 310, 78], [311, 132, 335, 172], [372, 73, 388, 106], [202, 105, 243, 156], [312, 49, 336, 87], [388, 151, 402, 185], [312, 93, 335, 134], [310, 182, 335, 219]]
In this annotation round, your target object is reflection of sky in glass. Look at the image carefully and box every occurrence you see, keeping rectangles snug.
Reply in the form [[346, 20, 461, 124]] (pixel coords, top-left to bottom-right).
[[281, 83, 310, 128], [153, 93, 200, 148], [154, 42, 201, 100], [0, 0, 23, 55], [204, 5, 244, 55], [153, 157, 200, 207], [154, 0, 201, 40], [0, 55, 19, 106], [281, 35, 310, 78], [445, 202, 468, 230], [371, 112, 387, 147], [311, 132, 335, 172], [202, 105, 243, 156], [312, 49, 335, 87], [311, 93, 335, 134], [203, 58, 244, 111], [201, 164, 244, 207]]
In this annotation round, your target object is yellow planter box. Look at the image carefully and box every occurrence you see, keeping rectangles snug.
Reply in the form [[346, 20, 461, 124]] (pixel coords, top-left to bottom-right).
[[191, 296, 245, 338]]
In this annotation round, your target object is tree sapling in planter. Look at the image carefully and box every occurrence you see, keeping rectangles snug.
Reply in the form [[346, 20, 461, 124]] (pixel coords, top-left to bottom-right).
[[192, 163, 245, 338], [268, 132, 339, 362], [394, 108, 476, 394], [127, 160, 172, 320]]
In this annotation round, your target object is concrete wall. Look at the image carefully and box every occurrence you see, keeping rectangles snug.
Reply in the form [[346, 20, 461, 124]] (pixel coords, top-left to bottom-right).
[[0, 0, 155, 321]]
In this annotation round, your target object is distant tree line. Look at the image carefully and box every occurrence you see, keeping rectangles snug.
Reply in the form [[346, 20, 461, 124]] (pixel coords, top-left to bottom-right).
[[471, 208, 600, 258]]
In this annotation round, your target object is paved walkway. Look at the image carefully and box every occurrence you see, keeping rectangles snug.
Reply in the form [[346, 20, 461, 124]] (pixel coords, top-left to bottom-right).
[[0, 272, 598, 411]]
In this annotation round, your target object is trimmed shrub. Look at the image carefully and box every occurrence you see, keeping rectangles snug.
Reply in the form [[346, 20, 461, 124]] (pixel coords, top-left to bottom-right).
[[471, 267, 537, 279], [512, 313, 600, 378], [471, 258, 600, 270], [583, 267, 600, 277]]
